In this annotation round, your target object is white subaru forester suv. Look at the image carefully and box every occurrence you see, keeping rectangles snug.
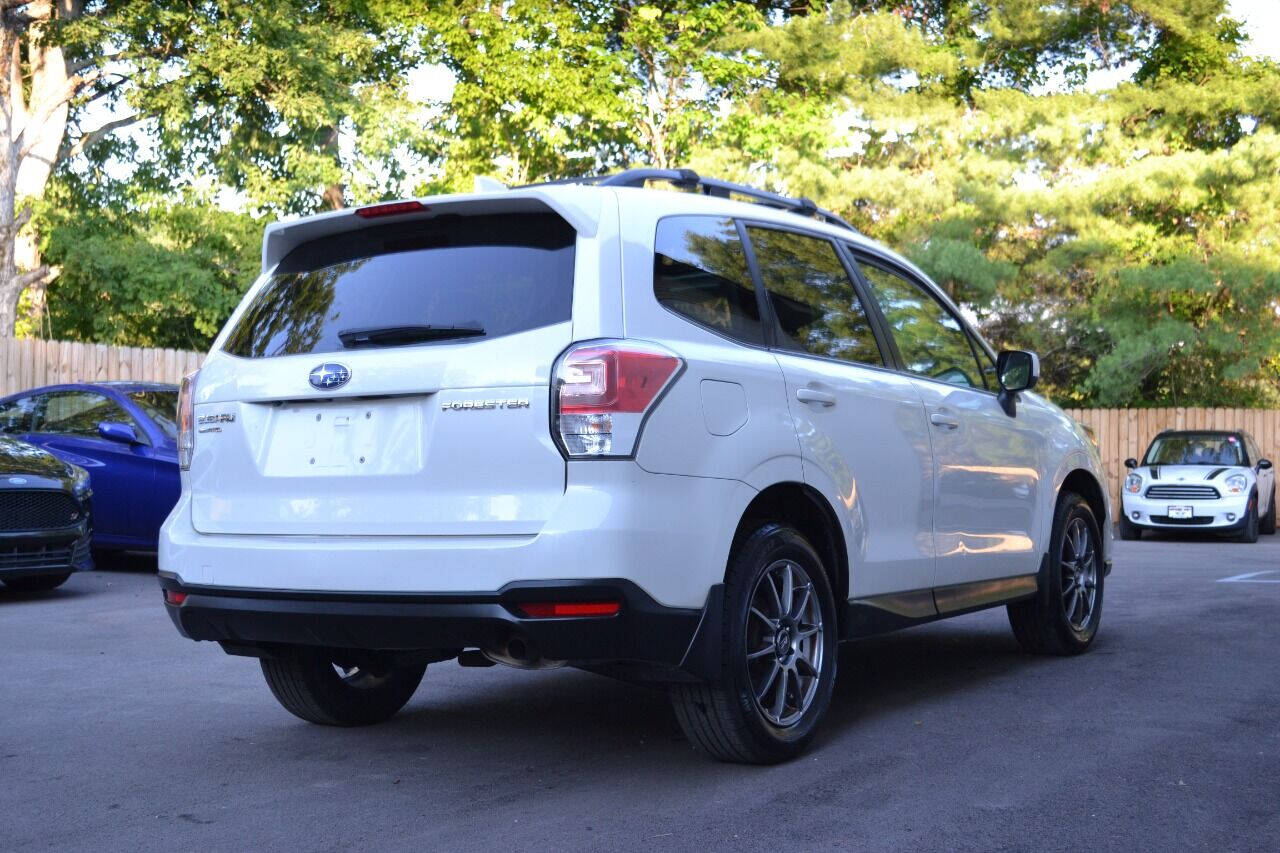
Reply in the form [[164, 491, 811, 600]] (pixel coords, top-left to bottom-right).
[[161, 169, 1112, 764]]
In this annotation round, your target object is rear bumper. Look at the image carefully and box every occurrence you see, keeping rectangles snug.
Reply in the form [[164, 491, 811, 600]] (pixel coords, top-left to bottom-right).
[[160, 462, 755, 609], [0, 524, 93, 578], [159, 573, 724, 680]]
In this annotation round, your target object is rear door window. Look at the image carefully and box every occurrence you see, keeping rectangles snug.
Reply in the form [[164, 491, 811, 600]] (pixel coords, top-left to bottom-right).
[[127, 390, 179, 440], [223, 213, 576, 358], [653, 216, 764, 345]]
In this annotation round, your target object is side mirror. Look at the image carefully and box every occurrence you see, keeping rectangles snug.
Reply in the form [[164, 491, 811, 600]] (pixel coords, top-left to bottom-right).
[[1124, 458, 1138, 469], [98, 421, 141, 445], [995, 350, 1039, 416], [1259, 458, 1273, 471]]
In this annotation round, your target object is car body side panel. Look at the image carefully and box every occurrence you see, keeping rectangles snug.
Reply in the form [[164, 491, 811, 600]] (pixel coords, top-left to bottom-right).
[[913, 379, 1049, 586]]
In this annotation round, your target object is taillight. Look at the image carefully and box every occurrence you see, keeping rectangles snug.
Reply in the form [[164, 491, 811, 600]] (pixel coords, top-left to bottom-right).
[[553, 340, 682, 458], [178, 370, 198, 470]]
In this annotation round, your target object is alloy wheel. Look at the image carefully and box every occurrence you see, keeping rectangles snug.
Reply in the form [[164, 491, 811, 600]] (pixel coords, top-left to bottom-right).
[[1060, 517, 1098, 630], [745, 559, 825, 727]]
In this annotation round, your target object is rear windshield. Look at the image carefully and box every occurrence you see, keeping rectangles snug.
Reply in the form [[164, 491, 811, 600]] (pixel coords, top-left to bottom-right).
[[222, 213, 576, 358]]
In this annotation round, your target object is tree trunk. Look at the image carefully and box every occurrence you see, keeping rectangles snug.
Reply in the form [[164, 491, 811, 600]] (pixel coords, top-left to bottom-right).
[[0, 1, 81, 338]]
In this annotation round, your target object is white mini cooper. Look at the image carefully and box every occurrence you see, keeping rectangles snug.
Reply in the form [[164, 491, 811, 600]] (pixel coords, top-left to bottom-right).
[[160, 169, 1112, 763], [1121, 430, 1276, 542]]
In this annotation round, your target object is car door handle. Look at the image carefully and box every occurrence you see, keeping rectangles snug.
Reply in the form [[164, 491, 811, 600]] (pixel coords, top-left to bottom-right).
[[929, 413, 959, 429], [796, 388, 836, 407]]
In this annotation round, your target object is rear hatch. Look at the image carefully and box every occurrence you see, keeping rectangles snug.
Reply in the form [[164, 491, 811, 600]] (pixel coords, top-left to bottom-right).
[[188, 208, 576, 537]]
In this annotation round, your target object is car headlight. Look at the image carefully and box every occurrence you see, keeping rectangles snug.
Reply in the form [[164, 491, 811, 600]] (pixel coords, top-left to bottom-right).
[[1124, 473, 1143, 494], [67, 464, 91, 495], [1224, 473, 1248, 495]]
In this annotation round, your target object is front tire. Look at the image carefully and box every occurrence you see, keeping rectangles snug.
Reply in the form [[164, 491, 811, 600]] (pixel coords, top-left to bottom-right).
[[1260, 487, 1276, 536], [1008, 491, 1103, 655], [670, 524, 838, 764], [1118, 515, 1142, 541], [1, 572, 71, 592], [260, 648, 426, 726]]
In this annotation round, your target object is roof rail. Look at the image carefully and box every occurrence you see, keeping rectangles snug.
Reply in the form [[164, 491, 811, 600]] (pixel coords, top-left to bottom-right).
[[524, 168, 858, 233]]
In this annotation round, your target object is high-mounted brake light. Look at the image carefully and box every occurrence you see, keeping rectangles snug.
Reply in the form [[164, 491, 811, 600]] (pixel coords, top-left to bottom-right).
[[354, 200, 427, 218], [553, 340, 682, 458], [177, 370, 198, 471], [516, 601, 621, 619]]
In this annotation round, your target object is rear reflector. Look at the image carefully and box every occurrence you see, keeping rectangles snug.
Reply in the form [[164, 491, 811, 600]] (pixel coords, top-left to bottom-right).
[[516, 601, 621, 619], [355, 200, 427, 218], [164, 590, 187, 606]]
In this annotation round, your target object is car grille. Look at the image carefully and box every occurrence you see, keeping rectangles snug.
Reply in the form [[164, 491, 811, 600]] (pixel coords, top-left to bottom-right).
[[1148, 515, 1215, 525], [0, 537, 87, 571], [0, 490, 82, 531], [1144, 485, 1221, 500]]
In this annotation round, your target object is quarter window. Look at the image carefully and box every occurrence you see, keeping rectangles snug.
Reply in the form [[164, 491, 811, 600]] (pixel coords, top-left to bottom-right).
[[746, 228, 883, 366], [654, 216, 764, 344], [858, 261, 985, 388]]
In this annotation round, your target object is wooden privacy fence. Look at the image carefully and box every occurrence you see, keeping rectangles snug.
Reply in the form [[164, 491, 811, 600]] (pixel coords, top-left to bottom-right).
[[1065, 407, 1280, 521], [0, 338, 204, 397]]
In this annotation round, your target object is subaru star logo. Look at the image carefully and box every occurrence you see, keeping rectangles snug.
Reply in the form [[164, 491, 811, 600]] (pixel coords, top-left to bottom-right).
[[309, 363, 351, 391]]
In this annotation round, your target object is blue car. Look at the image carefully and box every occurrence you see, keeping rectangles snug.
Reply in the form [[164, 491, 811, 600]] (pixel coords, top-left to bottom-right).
[[0, 382, 180, 552]]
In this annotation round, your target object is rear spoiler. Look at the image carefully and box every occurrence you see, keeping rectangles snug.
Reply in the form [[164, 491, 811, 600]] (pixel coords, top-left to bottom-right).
[[259, 187, 605, 274]]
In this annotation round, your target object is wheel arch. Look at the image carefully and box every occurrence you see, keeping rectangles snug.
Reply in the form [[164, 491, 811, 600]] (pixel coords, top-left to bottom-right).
[[730, 481, 849, 617], [1060, 467, 1108, 531]]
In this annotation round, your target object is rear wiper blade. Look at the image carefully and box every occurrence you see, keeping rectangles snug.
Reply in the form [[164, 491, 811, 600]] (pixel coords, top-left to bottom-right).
[[338, 324, 485, 348]]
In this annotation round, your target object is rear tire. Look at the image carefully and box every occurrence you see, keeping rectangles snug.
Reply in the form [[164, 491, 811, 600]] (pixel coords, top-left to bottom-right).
[[669, 524, 838, 764], [1260, 487, 1276, 536], [1008, 491, 1103, 655], [1, 572, 71, 591], [1118, 516, 1142, 541], [260, 648, 426, 726]]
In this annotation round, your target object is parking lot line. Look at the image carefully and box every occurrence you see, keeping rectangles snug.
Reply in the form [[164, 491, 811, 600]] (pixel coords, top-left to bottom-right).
[[1216, 570, 1280, 583]]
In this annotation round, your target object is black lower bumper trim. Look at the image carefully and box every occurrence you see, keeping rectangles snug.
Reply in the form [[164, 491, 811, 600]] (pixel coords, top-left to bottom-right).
[[159, 574, 716, 675], [0, 528, 92, 578]]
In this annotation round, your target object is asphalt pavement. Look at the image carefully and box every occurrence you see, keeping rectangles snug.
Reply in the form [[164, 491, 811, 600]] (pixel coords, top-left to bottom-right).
[[3, 532, 1278, 852]]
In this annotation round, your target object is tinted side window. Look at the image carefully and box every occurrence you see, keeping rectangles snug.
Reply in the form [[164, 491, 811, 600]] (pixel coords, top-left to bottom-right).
[[970, 333, 998, 390], [859, 262, 984, 388], [654, 217, 763, 345], [128, 390, 179, 440], [0, 396, 39, 434], [35, 392, 136, 438], [1244, 433, 1260, 465], [747, 228, 883, 366]]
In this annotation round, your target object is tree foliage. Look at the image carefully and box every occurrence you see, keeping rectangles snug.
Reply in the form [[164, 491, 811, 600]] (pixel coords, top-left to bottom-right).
[[26, 0, 1280, 407]]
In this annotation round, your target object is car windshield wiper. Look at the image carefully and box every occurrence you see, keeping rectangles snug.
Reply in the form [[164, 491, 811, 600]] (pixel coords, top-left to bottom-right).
[[338, 324, 485, 348]]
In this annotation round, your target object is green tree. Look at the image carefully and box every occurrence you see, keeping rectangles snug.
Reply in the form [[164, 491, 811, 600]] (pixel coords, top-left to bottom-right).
[[0, 0, 418, 337], [694, 1, 1280, 406], [35, 180, 260, 350]]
